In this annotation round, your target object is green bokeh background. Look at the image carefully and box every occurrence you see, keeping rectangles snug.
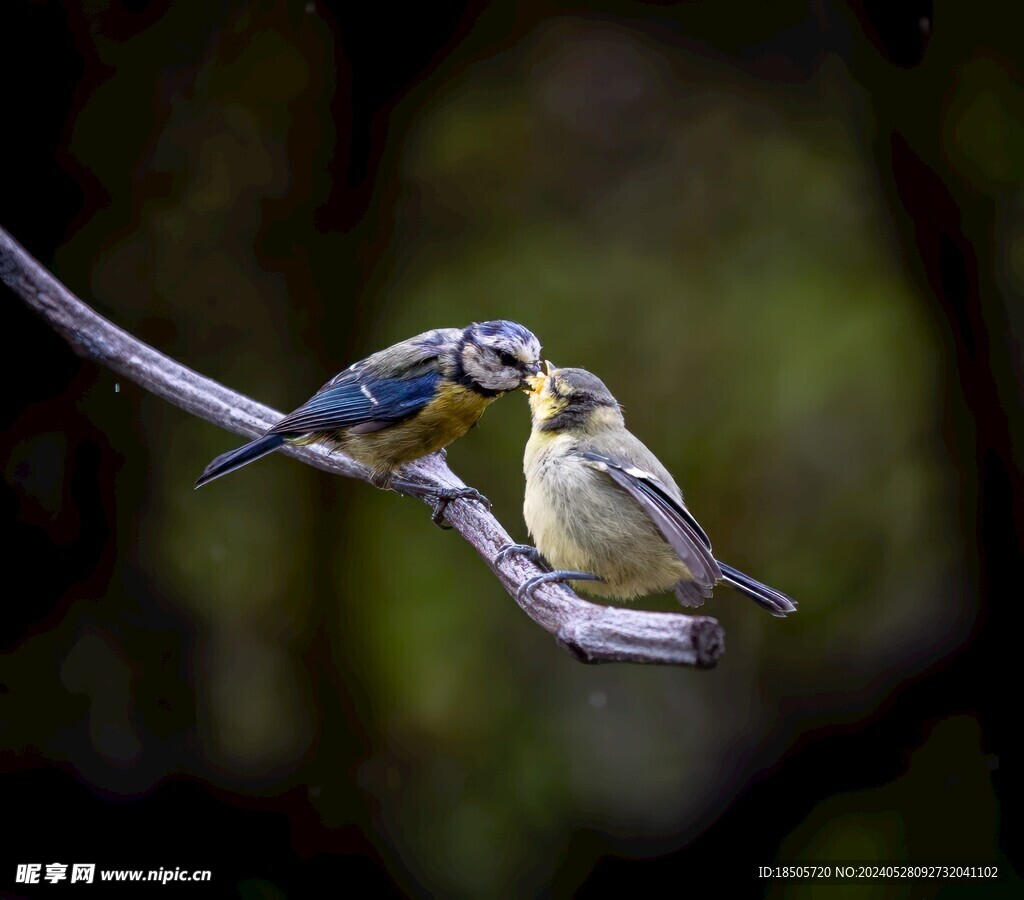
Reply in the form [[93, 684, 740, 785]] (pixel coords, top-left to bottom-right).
[[4, 2, 1019, 896]]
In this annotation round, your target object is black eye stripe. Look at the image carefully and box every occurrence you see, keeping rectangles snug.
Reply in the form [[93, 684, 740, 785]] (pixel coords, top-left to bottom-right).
[[497, 350, 517, 366]]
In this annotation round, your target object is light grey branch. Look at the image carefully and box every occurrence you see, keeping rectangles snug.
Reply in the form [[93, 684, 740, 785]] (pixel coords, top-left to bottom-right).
[[1, 226, 724, 667]]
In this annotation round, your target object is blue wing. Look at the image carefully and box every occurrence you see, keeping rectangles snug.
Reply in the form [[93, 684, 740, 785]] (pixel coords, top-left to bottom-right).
[[270, 371, 441, 436], [578, 450, 722, 594]]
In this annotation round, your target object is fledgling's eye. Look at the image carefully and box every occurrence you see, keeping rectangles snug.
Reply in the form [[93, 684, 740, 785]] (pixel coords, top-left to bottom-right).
[[497, 350, 517, 367]]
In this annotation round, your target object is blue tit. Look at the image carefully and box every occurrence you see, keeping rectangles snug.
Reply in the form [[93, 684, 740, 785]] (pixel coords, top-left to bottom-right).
[[196, 320, 542, 521], [502, 365, 797, 617]]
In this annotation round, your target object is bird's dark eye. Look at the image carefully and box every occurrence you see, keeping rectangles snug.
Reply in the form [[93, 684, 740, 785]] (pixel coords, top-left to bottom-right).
[[498, 350, 517, 367]]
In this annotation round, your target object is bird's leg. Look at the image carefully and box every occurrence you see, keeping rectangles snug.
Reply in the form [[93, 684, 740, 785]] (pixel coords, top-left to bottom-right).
[[517, 570, 604, 604], [387, 473, 492, 530], [495, 543, 550, 570]]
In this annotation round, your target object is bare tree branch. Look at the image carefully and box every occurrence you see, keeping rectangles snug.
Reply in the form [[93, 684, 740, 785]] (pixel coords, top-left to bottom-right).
[[1, 226, 724, 667]]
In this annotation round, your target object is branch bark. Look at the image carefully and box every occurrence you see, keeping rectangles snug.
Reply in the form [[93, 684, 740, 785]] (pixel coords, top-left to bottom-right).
[[1, 226, 724, 667]]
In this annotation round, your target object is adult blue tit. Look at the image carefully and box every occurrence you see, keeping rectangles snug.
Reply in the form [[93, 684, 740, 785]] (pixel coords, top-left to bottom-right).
[[196, 320, 542, 522], [501, 365, 797, 616]]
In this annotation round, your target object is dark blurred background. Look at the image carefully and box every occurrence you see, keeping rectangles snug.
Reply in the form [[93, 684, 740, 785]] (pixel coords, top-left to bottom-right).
[[2, 0, 1021, 896]]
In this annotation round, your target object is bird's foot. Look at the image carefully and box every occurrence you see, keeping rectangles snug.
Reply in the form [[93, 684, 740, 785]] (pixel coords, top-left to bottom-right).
[[495, 543, 550, 570], [516, 570, 603, 604], [428, 485, 491, 529], [388, 475, 491, 528]]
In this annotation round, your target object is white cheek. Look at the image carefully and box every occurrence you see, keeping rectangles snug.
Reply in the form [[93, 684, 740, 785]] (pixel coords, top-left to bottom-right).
[[466, 360, 505, 390], [485, 371, 515, 390]]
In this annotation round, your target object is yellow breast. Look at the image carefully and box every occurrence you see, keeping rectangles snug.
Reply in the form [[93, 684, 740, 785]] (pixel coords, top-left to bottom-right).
[[338, 382, 494, 475], [413, 382, 494, 449]]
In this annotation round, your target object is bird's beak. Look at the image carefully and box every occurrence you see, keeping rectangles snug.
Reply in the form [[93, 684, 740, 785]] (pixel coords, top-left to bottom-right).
[[522, 360, 545, 394], [542, 360, 556, 375]]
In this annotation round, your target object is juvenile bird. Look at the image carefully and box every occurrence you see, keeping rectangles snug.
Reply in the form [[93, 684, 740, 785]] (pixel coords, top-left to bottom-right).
[[501, 365, 797, 616], [197, 321, 542, 522]]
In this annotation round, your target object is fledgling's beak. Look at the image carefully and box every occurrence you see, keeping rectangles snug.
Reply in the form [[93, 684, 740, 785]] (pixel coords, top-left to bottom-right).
[[542, 360, 556, 375], [521, 360, 545, 393]]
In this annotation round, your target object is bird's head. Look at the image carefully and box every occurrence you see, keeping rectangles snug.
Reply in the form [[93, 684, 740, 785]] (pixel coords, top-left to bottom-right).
[[458, 320, 543, 394], [528, 363, 624, 433]]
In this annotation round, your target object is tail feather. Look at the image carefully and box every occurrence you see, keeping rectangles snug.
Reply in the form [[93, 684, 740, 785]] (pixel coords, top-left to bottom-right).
[[195, 434, 286, 488], [719, 562, 798, 618]]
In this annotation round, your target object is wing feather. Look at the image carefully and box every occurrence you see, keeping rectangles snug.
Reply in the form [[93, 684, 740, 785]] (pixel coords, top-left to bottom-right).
[[270, 371, 440, 436], [579, 450, 722, 592]]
